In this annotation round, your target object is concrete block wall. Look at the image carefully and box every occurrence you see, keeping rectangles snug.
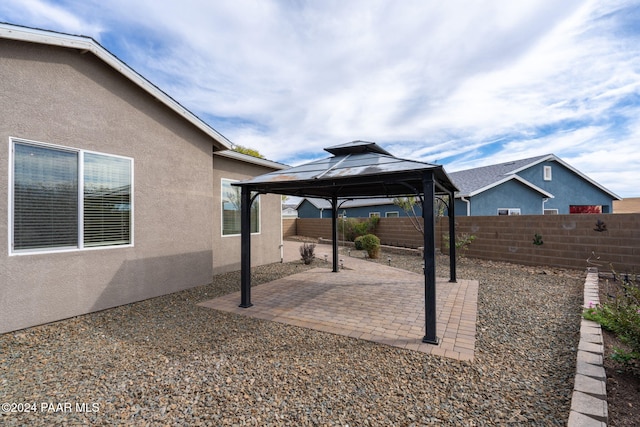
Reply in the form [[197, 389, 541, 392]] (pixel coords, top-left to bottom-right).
[[282, 218, 297, 238], [293, 213, 640, 273], [445, 214, 639, 272]]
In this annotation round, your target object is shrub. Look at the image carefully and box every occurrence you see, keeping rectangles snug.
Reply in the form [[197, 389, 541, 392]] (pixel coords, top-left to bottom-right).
[[359, 234, 381, 259], [584, 274, 640, 365], [354, 235, 365, 250], [338, 217, 379, 242], [299, 243, 316, 265], [442, 232, 476, 257]]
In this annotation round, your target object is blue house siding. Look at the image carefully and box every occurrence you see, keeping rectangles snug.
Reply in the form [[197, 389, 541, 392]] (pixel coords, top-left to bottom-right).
[[297, 200, 331, 218], [517, 161, 614, 214], [468, 179, 545, 216], [297, 199, 412, 218]]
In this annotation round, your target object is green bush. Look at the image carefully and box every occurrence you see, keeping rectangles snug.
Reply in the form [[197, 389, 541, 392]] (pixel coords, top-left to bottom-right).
[[442, 232, 476, 257], [354, 235, 365, 250], [584, 275, 640, 364], [359, 234, 381, 259], [338, 217, 379, 242]]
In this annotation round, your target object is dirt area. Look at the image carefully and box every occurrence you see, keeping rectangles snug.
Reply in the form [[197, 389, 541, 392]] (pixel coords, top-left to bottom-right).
[[598, 280, 640, 426]]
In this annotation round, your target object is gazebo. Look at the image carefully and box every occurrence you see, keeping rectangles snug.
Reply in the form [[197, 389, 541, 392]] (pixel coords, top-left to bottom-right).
[[232, 141, 459, 344]]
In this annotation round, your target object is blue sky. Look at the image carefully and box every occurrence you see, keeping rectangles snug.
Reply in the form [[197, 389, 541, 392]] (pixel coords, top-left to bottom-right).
[[1, 0, 638, 197]]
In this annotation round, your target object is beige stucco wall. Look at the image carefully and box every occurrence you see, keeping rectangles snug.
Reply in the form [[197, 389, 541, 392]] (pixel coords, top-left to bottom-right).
[[0, 39, 218, 333], [212, 154, 283, 274]]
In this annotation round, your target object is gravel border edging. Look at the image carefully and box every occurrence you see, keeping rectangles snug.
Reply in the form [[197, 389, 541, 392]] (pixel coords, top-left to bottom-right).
[[568, 267, 608, 426]]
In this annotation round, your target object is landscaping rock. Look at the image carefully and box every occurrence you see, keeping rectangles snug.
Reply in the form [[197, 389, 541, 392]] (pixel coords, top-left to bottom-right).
[[0, 253, 584, 425]]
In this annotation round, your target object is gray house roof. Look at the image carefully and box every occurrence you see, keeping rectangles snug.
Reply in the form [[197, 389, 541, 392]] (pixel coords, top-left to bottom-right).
[[449, 153, 620, 199]]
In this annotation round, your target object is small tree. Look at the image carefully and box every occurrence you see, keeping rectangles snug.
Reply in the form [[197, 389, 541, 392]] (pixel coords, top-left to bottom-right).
[[392, 195, 448, 236]]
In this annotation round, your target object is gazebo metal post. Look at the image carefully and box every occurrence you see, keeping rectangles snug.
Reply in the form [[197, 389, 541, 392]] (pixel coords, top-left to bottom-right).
[[422, 172, 438, 344], [331, 194, 339, 272], [448, 191, 457, 283], [239, 186, 253, 308]]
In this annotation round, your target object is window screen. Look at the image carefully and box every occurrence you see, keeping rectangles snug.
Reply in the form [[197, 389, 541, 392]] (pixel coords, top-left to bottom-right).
[[13, 143, 79, 250], [83, 153, 131, 246], [12, 140, 132, 253]]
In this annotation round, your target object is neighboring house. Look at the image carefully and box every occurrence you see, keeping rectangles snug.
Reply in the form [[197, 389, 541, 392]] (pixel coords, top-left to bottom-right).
[[613, 197, 640, 213], [297, 197, 407, 218], [296, 154, 621, 218], [0, 23, 285, 334], [450, 154, 620, 216], [282, 203, 299, 218]]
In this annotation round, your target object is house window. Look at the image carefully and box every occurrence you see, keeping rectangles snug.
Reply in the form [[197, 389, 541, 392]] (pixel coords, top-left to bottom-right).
[[385, 211, 399, 218], [11, 139, 132, 253], [221, 179, 259, 235], [497, 208, 521, 216], [543, 166, 552, 181], [369, 212, 380, 218], [544, 209, 559, 215]]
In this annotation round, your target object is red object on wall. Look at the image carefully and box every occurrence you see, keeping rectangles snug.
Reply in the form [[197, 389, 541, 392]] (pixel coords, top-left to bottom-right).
[[570, 205, 602, 214]]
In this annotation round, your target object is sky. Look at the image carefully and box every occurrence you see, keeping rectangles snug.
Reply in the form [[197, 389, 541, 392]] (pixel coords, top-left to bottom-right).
[[1, 0, 639, 197]]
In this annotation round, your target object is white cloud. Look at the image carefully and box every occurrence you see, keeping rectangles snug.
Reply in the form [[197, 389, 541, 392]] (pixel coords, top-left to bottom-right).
[[1, 0, 638, 196]]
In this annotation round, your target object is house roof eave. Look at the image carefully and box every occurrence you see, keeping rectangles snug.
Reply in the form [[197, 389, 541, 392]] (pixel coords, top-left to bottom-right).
[[0, 22, 233, 151]]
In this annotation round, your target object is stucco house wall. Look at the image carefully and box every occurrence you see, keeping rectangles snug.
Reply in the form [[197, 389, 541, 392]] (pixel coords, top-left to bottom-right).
[[0, 28, 284, 333], [517, 160, 614, 213], [467, 179, 547, 216]]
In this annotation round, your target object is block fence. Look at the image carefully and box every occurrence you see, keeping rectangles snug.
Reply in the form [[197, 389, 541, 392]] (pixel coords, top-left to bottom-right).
[[289, 214, 640, 272]]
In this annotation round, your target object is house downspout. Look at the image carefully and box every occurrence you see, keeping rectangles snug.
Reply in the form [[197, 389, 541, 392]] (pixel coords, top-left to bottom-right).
[[460, 196, 471, 216], [542, 198, 549, 214]]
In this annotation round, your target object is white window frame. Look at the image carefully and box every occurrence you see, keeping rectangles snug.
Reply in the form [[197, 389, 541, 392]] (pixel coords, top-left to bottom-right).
[[544, 209, 559, 215], [221, 178, 260, 237], [9, 137, 134, 256], [385, 211, 399, 218], [543, 166, 552, 181], [369, 212, 380, 218], [497, 208, 521, 216]]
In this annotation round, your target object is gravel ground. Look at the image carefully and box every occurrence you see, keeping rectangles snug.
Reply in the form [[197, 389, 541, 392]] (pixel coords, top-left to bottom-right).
[[0, 251, 585, 426]]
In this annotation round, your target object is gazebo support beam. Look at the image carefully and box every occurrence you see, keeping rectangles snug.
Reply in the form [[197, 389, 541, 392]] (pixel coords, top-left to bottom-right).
[[239, 186, 253, 308], [448, 191, 457, 283], [331, 194, 339, 272], [422, 172, 438, 345]]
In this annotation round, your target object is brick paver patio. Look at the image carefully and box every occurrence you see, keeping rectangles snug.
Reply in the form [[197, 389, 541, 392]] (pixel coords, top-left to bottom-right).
[[199, 243, 478, 361]]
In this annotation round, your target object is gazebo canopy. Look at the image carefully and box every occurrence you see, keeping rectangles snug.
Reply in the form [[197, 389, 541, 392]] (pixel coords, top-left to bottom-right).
[[232, 140, 459, 345], [236, 140, 458, 198]]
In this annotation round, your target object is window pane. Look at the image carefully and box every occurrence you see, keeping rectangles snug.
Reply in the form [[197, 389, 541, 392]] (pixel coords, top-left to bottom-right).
[[83, 153, 131, 246], [13, 143, 79, 250], [222, 180, 259, 235]]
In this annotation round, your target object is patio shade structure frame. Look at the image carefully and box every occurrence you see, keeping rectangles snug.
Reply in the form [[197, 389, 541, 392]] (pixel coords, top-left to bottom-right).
[[232, 141, 459, 344]]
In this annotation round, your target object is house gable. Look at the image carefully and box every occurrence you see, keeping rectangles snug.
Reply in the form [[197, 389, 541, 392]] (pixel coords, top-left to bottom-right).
[[450, 153, 620, 215], [0, 23, 284, 333], [516, 159, 617, 214], [468, 178, 551, 215], [0, 22, 232, 151]]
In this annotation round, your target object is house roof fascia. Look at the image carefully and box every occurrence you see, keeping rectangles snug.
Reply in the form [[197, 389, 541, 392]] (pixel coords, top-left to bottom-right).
[[507, 154, 621, 200], [0, 23, 233, 150], [466, 174, 555, 198], [214, 150, 288, 170]]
